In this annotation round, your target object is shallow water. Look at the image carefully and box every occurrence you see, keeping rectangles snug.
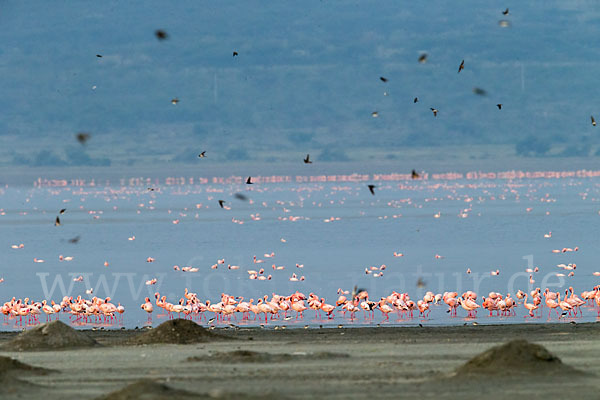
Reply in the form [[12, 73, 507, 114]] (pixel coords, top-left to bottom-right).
[[1, 165, 599, 330]]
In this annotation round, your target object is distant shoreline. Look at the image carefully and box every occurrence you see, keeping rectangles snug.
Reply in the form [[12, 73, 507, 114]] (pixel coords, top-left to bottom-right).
[[2, 157, 600, 186], [0, 320, 598, 345]]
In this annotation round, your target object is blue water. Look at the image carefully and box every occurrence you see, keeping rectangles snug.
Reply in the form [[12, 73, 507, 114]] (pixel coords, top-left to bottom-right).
[[1, 167, 599, 330]]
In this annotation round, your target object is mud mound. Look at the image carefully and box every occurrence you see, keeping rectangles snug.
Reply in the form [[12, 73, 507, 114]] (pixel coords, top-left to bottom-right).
[[456, 339, 577, 376], [129, 319, 217, 345], [96, 379, 201, 400], [0, 356, 53, 376], [2, 320, 97, 351], [96, 379, 288, 400], [193, 350, 293, 363], [0, 356, 53, 395], [189, 350, 349, 363]]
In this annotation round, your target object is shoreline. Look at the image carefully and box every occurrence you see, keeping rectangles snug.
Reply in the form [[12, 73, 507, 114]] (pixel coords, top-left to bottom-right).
[[0, 320, 598, 346]]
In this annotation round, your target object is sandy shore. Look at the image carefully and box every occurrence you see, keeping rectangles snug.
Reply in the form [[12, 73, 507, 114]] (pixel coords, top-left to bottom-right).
[[0, 322, 598, 399]]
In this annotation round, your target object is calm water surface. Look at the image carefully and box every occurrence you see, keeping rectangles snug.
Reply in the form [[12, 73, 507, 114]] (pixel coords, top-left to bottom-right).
[[1, 165, 599, 330]]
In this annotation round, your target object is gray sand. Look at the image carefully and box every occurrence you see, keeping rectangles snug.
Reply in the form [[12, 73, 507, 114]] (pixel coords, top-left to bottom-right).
[[0, 323, 597, 399]]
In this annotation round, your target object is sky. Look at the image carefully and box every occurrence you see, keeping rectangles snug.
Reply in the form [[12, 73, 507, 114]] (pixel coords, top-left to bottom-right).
[[1, 0, 600, 167]]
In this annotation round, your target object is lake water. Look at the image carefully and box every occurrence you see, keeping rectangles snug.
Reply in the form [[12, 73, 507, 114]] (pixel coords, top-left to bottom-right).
[[1, 164, 599, 329]]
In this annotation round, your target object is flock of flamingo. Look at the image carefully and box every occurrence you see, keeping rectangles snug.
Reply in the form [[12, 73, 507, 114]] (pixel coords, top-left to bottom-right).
[[135, 284, 600, 324], [4, 283, 599, 328], [0, 295, 125, 326]]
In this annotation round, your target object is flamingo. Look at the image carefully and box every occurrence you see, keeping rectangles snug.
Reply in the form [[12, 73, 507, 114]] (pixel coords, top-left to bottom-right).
[[523, 294, 538, 318], [291, 300, 307, 319]]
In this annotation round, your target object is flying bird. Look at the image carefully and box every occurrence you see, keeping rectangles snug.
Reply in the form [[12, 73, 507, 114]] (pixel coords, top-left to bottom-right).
[[68, 235, 80, 244], [59, 209, 66, 214], [155, 30, 168, 40], [246, 176, 253, 184], [497, 104, 503, 110], [380, 76, 388, 83], [430, 108, 438, 117], [502, 8, 509, 15], [592, 116, 596, 126], [76, 132, 90, 145], [234, 193, 248, 201], [413, 97, 418, 103], [55, 216, 61, 226], [368, 185, 376, 195], [171, 98, 179, 105], [472, 87, 487, 96], [233, 51, 238, 57], [458, 60, 465, 73], [371, 111, 379, 118], [303, 154, 312, 164], [418, 53, 428, 63], [147, 188, 155, 191], [218, 200, 225, 208], [198, 151, 206, 158], [412, 170, 420, 179], [96, 54, 102, 58]]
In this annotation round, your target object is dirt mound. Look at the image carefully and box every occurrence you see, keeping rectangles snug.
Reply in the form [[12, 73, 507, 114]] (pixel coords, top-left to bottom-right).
[[0, 356, 53, 376], [95, 379, 201, 400], [2, 320, 97, 351], [96, 379, 288, 400], [189, 350, 349, 363], [129, 319, 217, 345], [0, 356, 54, 395], [456, 339, 577, 376]]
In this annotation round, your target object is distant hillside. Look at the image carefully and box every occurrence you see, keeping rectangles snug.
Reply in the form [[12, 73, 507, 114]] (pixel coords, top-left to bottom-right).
[[1, 0, 600, 166]]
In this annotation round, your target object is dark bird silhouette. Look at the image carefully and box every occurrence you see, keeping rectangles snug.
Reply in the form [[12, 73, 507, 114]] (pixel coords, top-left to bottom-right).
[[380, 76, 388, 83], [303, 154, 312, 164], [233, 51, 238, 57], [171, 98, 179, 105], [458, 60, 465, 73], [148, 188, 155, 191], [155, 30, 168, 40], [68, 235, 80, 244], [96, 54, 102, 58], [412, 170, 420, 179], [430, 108, 438, 117], [59, 209, 66, 214], [368, 185, 376, 195], [414, 97, 418, 103], [472, 87, 487, 96], [218, 200, 225, 208], [592, 116, 597, 126], [351, 286, 367, 300], [246, 176, 253, 184], [502, 8, 509, 15], [76, 132, 90, 145], [497, 104, 503, 110], [198, 151, 206, 158], [55, 216, 61, 226], [418, 53, 428, 63], [234, 193, 248, 201]]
